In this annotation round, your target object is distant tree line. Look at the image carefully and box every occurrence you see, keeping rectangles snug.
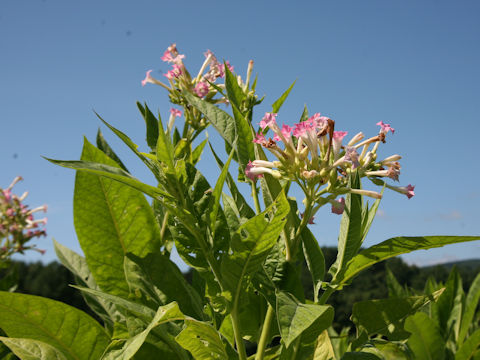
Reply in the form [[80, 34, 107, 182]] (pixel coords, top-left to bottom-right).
[[3, 248, 479, 331]]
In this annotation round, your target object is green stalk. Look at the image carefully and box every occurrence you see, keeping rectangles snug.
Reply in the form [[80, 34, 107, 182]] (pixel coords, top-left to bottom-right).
[[231, 309, 248, 360], [254, 305, 275, 360]]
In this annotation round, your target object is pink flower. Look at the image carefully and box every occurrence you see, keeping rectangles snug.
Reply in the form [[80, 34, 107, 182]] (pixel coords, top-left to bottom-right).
[[293, 122, 308, 138], [332, 131, 348, 159], [344, 147, 360, 169], [164, 64, 182, 80], [161, 49, 185, 64], [194, 82, 209, 97], [141, 70, 153, 86], [273, 124, 292, 142], [376, 121, 395, 134], [245, 161, 263, 181], [6, 209, 14, 217], [161, 50, 174, 62], [300, 212, 315, 224], [259, 113, 278, 130], [331, 198, 345, 215], [253, 132, 267, 144], [401, 184, 415, 199], [218, 61, 234, 77], [170, 108, 182, 117]]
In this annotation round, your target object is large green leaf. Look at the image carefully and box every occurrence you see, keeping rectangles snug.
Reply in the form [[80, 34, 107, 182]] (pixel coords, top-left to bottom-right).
[[271, 80, 296, 114], [404, 312, 445, 360], [340, 236, 480, 286], [102, 302, 187, 360], [73, 138, 161, 298], [351, 289, 444, 340], [459, 272, 480, 345], [0, 292, 109, 360], [456, 328, 480, 360], [329, 173, 363, 281], [123, 252, 203, 319], [53, 240, 121, 330], [175, 320, 229, 360], [221, 191, 289, 307], [276, 291, 334, 348], [0, 337, 67, 360]]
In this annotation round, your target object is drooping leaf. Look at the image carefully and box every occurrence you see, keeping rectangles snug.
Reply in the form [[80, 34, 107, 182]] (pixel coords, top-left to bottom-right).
[[340, 236, 480, 286], [72, 138, 161, 298], [53, 239, 121, 330], [404, 312, 446, 360], [351, 289, 444, 340], [276, 291, 334, 348], [458, 272, 480, 346], [102, 302, 187, 360], [0, 292, 110, 360], [0, 337, 67, 360], [271, 80, 296, 113], [123, 252, 203, 319], [45, 156, 171, 200], [175, 319, 229, 360]]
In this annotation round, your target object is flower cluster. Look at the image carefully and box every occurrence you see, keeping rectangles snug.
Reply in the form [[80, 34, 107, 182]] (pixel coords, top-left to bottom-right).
[[0, 176, 47, 261], [248, 113, 415, 216], [142, 43, 238, 101]]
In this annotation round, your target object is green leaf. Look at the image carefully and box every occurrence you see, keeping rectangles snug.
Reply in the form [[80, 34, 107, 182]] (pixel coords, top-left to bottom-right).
[[72, 138, 161, 298], [102, 302, 187, 360], [312, 330, 336, 360], [221, 191, 289, 306], [72, 286, 155, 322], [136, 102, 159, 151], [276, 291, 334, 348], [155, 108, 175, 171], [45, 156, 171, 200], [351, 289, 444, 340], [192, 139, 208, 165], [209, 147, 235, 238], [175, 320, 229, 360], [184, 92, 236, 148], [209, 142, 255, 220], [341, 352, 382, 360], [271, 80, 296, 113], [96, 128, 128, 172], [361, 191, 383, 242], [0, 292, 109, 360], [330, 173, 363, 281], [404, 312, 446, 360], [458, 272, 480, 345], [224, 63, 246, 110], [123, 252, 204, 319], [340, 236, 480, 286], [456, 328, 480, 360], [0, 337, 68, 360], [302, 228, 325, 303], [53, 239, 120, 330], [385, 266, 408, 298]]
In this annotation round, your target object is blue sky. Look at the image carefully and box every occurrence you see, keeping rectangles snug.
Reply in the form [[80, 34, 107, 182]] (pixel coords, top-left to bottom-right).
[[1, 0, 479, 269]]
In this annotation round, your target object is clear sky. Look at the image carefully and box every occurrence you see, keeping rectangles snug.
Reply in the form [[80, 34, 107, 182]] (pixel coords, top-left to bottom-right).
[[1, 0, 479, 270]]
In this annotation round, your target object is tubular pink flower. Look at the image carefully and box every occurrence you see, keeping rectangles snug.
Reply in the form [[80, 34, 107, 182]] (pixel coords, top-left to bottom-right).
[[376, 121, 395, 134], [161, 50, 173, 62], [331, 197, 345, 215], [401, 184, 415, 199], [194, 82, 209, 97], [170, 108, 182, 118], [245, 161, 263, 181], [332, 131, 348, 159], [164, 64, 182, 80], [344, 147, 360, 169], [273, 124, 292, 142], [141, 70, 153, 86], [259, 113, 278, 130], [253, 132, 267, 144], [218, 61, 234, 78]]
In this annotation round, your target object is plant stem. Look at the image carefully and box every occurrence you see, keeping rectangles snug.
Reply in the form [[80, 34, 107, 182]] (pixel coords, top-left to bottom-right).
[[255, 305, 275, 360], [231, 310, 248, 360], [252, 183, 262, 214]]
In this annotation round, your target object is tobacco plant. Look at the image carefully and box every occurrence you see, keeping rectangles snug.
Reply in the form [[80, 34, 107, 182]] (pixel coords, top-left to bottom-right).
[[0, 44, 479, 360]]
